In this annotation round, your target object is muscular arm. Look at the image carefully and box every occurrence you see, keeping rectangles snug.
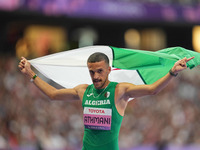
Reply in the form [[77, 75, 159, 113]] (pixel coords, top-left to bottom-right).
[[120, 57, 195, 99], [115, 57, 194, 116], [124, 72, 173, 98], [33, 76, 85, 101], [18, 57, 87, 101]]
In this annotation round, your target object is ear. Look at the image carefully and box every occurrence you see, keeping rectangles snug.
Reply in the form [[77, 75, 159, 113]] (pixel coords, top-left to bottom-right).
[[108, 66, 111, 74]]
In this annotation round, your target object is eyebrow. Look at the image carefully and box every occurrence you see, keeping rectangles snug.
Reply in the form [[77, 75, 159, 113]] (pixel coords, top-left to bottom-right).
[[89, 68, 103, 72]]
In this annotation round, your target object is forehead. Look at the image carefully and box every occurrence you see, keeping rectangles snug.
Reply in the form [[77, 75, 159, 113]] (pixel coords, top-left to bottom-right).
[[87, 61, 108, 70]]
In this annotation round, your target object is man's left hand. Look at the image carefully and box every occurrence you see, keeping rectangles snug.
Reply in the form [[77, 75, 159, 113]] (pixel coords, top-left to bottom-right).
[[171, 57, 195, 74]]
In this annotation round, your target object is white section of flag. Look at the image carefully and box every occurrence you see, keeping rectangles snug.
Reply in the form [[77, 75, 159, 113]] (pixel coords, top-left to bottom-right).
[[30, 46, 144, 88]]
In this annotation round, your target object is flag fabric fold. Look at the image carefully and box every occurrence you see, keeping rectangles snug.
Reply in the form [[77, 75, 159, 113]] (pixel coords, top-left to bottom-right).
[[30, 46, 200, 88]]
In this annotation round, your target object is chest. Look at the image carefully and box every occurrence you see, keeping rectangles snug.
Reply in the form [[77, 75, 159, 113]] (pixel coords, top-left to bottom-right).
[[82, 84, 116, 130]]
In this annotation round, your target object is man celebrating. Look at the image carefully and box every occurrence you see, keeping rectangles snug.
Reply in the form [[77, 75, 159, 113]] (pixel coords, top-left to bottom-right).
[[19, 52, 194, 150]]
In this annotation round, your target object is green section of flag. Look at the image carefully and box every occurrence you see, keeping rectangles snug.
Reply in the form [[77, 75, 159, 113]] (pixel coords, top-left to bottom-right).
[[111, 46, 200, 84], [157, 47, 200, 69]]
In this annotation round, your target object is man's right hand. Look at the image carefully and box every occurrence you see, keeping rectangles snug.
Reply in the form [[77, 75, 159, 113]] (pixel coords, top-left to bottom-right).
[[18, 57, 35, 79]]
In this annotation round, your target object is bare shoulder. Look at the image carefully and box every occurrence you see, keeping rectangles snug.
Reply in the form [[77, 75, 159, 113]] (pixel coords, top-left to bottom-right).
[[116, 82, 135, 91], [115, 82, 135, 100], [74, 84, 88, 94], [114, 82, 137, 115], [74, 84, 89, 100]]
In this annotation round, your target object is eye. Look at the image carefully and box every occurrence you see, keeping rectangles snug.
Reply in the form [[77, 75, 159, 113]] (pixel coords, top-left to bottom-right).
[[97, 69, 103, 73], [90, 70, 94, 75]]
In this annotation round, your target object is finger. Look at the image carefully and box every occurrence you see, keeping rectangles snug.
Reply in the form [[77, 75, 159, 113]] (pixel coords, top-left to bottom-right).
[[20, 60, 25, 65], [21, 56, 26, 60], [20, 57, 27, 62], [18, 64, 24, 70], [19, 61, 26, 68], [19, 63, 24, 67], [180, 63, 186, 67], [20, 59, 26, 65], [186, 56, 195, 62]]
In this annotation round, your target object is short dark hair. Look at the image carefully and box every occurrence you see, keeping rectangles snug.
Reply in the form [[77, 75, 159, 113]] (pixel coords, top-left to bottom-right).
[[87, 52, 109, 65]]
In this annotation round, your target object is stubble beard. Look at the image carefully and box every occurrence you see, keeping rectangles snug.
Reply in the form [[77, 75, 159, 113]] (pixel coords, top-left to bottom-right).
[[94, 76, 109, 89]]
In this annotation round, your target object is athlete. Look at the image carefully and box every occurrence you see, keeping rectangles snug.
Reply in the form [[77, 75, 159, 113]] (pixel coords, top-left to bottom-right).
[[18, 53, 194, 150]]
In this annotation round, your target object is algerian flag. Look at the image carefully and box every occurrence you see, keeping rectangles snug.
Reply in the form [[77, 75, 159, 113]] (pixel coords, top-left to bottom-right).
[[29, 46, 200, 88]]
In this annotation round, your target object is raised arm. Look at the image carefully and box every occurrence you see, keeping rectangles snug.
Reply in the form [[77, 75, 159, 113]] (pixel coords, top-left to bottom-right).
[[18, 57, 87, 101], [122, 57, 194, 99]]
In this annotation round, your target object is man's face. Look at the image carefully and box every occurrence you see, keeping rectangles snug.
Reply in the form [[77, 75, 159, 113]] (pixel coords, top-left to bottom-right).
[[87, 60, 111, 89]]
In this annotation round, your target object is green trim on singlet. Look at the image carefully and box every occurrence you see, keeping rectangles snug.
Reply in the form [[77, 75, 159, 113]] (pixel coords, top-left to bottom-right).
[[82, 82, 123, 150]]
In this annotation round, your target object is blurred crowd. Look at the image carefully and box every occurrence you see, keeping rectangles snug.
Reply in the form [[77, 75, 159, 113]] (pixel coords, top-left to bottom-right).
[[0, 55, 200, 150]]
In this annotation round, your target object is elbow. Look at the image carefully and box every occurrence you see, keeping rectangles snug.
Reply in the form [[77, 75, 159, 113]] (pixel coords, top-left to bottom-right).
[[149, 86, 159, 95], [150, 90, 159, 95], [48, 91, 58, 101], [48, 94, 55, 101]]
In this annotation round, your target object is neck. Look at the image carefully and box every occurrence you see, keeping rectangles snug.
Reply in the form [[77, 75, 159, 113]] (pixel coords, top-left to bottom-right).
[[102, 80, 110, 89]]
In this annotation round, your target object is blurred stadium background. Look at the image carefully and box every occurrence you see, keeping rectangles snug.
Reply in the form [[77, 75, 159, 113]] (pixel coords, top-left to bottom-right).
[[0, 0, 200, 149]]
